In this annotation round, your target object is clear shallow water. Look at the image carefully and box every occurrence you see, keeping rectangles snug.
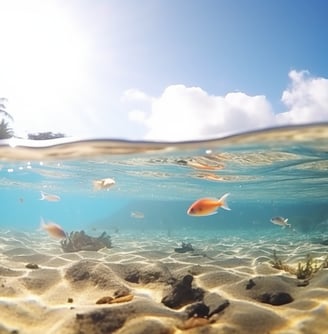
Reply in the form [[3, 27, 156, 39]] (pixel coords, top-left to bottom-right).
[[0, 123, 327, 237], [1, 124, 328, 334]]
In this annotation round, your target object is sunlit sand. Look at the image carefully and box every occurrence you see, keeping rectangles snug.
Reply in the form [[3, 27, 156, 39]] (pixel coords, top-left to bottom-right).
[[0, 230, 327, 333]]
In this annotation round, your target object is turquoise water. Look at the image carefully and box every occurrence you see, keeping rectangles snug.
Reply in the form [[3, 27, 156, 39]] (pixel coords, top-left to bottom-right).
[[1, 124, 327, 239]]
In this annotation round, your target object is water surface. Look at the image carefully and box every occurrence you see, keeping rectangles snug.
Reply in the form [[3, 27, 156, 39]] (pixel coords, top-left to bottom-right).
[[0, 123, 327, 236]]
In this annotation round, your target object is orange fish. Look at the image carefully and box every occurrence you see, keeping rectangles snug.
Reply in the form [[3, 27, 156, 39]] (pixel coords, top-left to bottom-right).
[[187, 193, 231, 216], [40, 217, 66, 239]]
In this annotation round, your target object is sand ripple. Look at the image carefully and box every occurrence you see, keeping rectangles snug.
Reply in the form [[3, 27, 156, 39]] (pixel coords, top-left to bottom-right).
[[0, 231, 327, 333]]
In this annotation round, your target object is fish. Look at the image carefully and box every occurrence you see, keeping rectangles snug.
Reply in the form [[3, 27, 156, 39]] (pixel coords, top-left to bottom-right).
[[270, 216, 291, 228], [187, 193, 231, 216], [40, 217, 66, 239], [93, 177, 116, 191], [40, 191, 61, 202], [131, 211, 144, 219]]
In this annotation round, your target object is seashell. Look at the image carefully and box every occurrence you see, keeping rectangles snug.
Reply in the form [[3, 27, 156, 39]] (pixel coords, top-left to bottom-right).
[[96, 296, 114, 304], [109, 294, 134, 304]]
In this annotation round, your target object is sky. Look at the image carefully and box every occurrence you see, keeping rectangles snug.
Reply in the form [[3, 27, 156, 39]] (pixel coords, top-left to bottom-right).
[[0, 0, 327, 141]]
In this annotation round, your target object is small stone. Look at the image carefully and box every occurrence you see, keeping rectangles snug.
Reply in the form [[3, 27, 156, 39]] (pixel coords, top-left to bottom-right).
[[185, 302, 209, 318], [246, 279, 256, 290], [125, 270, 140, 283], [25, 263, 39, 269], [174, 242, 194, 253], [203, 293, 229, 317], [114, 287, 130, 298], [258, 292, 293, 306], [161, 274, 204, 309], [67, 297, 74, 303]]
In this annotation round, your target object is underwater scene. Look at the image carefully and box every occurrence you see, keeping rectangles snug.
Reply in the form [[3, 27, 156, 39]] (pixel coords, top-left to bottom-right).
[[0, 123, 328, 334]]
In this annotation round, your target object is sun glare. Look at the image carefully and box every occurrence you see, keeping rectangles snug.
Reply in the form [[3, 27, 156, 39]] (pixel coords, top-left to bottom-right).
[[0, 1, 90, 135]]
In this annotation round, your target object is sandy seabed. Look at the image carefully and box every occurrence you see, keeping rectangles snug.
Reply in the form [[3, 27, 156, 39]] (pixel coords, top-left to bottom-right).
[[0, 230, 327, 334]]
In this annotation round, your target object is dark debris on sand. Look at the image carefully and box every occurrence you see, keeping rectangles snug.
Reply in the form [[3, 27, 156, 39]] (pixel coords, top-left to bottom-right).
[[161, 274, 230, 319], [174, 242, 194, 253], [25, 263, 39, 270], [60, 231, 111, 252], [161, 274, 204, 309], [258, 292, 293, 306], [184, 295, 229, 319], [244, 276, 295, 306], [246, 278, 256, 289]]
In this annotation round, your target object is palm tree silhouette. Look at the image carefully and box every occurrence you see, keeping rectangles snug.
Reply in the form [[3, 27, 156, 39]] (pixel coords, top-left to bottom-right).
[[0, 97, 14, 139], [0, 98, 14, 121], [0, 119, 13, 139]]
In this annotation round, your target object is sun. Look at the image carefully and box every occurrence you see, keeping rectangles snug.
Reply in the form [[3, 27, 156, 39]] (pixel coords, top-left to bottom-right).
[[0, 0, 90, 136]]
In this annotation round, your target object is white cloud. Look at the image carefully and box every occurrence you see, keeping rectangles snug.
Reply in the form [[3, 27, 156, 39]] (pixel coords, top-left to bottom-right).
[[144, 86, 274, 141], [126, 84, 274, 141], [126, 71, 328, 141], [277, 70, 328, 124]]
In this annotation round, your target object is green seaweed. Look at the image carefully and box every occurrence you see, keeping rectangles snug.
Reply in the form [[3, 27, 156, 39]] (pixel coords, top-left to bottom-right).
[[271, 250, 296, 274], [271, 251, 327, 280], [296, 254, 315, 279], [271, 250, 283, 270]]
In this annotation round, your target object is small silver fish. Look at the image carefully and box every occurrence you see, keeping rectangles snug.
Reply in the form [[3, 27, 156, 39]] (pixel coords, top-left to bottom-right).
[[93, 178, 116, 190], [270, 216, 291, 228], [131, 211, 144, 219], [40, 191, 61, 202]]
